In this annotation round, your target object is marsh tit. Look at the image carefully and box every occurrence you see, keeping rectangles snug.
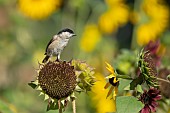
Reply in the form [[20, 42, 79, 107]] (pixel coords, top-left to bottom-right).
[[42, 28, 76, 63]]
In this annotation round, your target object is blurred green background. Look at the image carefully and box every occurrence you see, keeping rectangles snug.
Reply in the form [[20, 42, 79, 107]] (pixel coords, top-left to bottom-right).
[[0, 0, 170, 113]]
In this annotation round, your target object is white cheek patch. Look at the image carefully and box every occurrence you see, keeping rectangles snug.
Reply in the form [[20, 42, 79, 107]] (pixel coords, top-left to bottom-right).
[[61, 32, 72, 38]]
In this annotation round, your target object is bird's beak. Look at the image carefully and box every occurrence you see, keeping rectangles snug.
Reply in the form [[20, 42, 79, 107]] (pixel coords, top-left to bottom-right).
[[72, 34, 76, 37]]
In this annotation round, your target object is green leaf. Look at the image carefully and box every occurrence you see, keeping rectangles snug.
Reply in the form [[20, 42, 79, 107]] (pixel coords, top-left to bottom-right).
[[116, 96, 144, 113], [28, 81, 37, 89], [117, 75, 132, 80], [130, 75, 143, 90], [136, 85, 143, 93], [118, 79, 132, 92], [46, 101, 59, 111]]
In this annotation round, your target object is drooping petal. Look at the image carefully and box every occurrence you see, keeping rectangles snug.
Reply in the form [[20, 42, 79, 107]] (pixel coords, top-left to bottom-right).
[[149, 105, 156, 112], [106, 86, 114, 98], [104, 82, 111, 89], [113, 87, 118, 100], [140, 105, 150, 113]]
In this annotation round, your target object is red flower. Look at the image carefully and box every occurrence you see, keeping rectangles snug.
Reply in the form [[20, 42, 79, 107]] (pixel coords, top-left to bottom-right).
[[144, 40, 160, 54], [144, 40, 161, 67], [139, 88, 161, 113]]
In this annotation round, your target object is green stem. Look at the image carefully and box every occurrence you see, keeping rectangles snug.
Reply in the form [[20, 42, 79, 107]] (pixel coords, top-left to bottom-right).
[[117, 75, 133, 80], [156, 78, 170, 84], [58, 100, 62, 113], [72, 98, 76, 113], [59, 108, 62, 113]]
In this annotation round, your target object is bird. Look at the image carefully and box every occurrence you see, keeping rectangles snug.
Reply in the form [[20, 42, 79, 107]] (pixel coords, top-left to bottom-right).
[[42, 28, 76, 63]]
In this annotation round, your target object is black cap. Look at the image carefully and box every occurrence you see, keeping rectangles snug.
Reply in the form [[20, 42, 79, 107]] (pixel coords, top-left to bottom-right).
[[57, 28, 75, 35]]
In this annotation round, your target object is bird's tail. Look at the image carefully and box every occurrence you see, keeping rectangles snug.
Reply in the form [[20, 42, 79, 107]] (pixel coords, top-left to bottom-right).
[[42, 56, 50, 63]]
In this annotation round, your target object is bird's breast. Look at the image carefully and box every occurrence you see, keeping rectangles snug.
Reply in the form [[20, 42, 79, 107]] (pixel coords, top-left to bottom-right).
[[48, 38, 69, 54]]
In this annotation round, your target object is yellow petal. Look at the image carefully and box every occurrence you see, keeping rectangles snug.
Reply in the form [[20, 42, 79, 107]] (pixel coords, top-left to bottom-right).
[[104, 82, 111, 89], [113, 77, 119, 83], [91, 73, 117, 113], [106, 74, 115, 79], [106, 86, 114, 98], [113, 87, 118, 100], [112, 97, 117, 111], [105, 62, 115, 74]]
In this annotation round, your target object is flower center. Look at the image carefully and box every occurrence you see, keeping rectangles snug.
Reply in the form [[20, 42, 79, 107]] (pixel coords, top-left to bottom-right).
[[38, 61, 77, 99], [109, 77, 119, 86]]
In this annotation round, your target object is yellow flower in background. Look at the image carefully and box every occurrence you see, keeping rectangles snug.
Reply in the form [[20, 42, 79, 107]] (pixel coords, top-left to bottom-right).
[[143, 2, 169, 21], [98, 0, 129, 34], [129, 11, 139, 24], [136, 0, 169, 46], [105, 0, 124, 7], [80, 24, 101, 52], [32, 50, 44, 67], [91, 73, 116, 113], [98, 12, 117, 34], [142, 0, 169, 32], [156, 43, 166, 57], [137, 24, 157, 46], [18, 0, 61, 20]]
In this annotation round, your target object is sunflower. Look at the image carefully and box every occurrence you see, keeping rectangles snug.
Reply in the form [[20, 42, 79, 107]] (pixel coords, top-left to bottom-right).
[[91, 73, 116, 113], [29, 60, 95, 112], [136, 0, 169, 46], [38, 61, 76, 99], [104, 62, 119, 100], [80, 24, 101, 53], [98, 0, 129, 34], [138, 50, 158, 87], [18, 0, 61, 20]]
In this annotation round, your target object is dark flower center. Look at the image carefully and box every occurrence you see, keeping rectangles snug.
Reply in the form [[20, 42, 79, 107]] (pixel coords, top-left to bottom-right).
[[38, 61, 77, 99], [143, 94, 151, 105], [109, 77, 119, 86]]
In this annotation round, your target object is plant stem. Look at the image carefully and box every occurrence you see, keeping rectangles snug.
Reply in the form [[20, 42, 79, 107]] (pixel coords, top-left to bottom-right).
[[72, 98, 76, 113], [59, 108, 62, 113], [58, 100, 62, 113], [117, 75, 133, 80], [156, 77, 170, 84]]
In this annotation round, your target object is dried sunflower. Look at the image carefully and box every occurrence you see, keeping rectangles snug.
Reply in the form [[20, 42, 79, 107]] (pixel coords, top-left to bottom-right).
[[138, 50, 158, 87], [29, 60, 95, 112]]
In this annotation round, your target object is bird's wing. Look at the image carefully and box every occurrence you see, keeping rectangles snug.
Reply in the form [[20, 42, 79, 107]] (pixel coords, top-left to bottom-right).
[[44, 37, 56, 55]]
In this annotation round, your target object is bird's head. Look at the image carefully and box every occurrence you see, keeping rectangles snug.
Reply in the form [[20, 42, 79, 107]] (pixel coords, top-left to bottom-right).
[[57, 28, 76, 39]]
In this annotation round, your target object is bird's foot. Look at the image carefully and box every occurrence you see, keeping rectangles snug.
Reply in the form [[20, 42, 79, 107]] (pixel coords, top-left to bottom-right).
[[68, 58, 73, 63], [55, 58, 60, 62]]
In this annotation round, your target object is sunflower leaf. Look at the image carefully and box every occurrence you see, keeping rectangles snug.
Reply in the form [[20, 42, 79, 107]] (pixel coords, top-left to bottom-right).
[[118, 79, 132, 92], [46, 101, 59, 111], [116, 96, 144, 113], [28, 81, 37, 89], [130, 75, 143, 90]]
